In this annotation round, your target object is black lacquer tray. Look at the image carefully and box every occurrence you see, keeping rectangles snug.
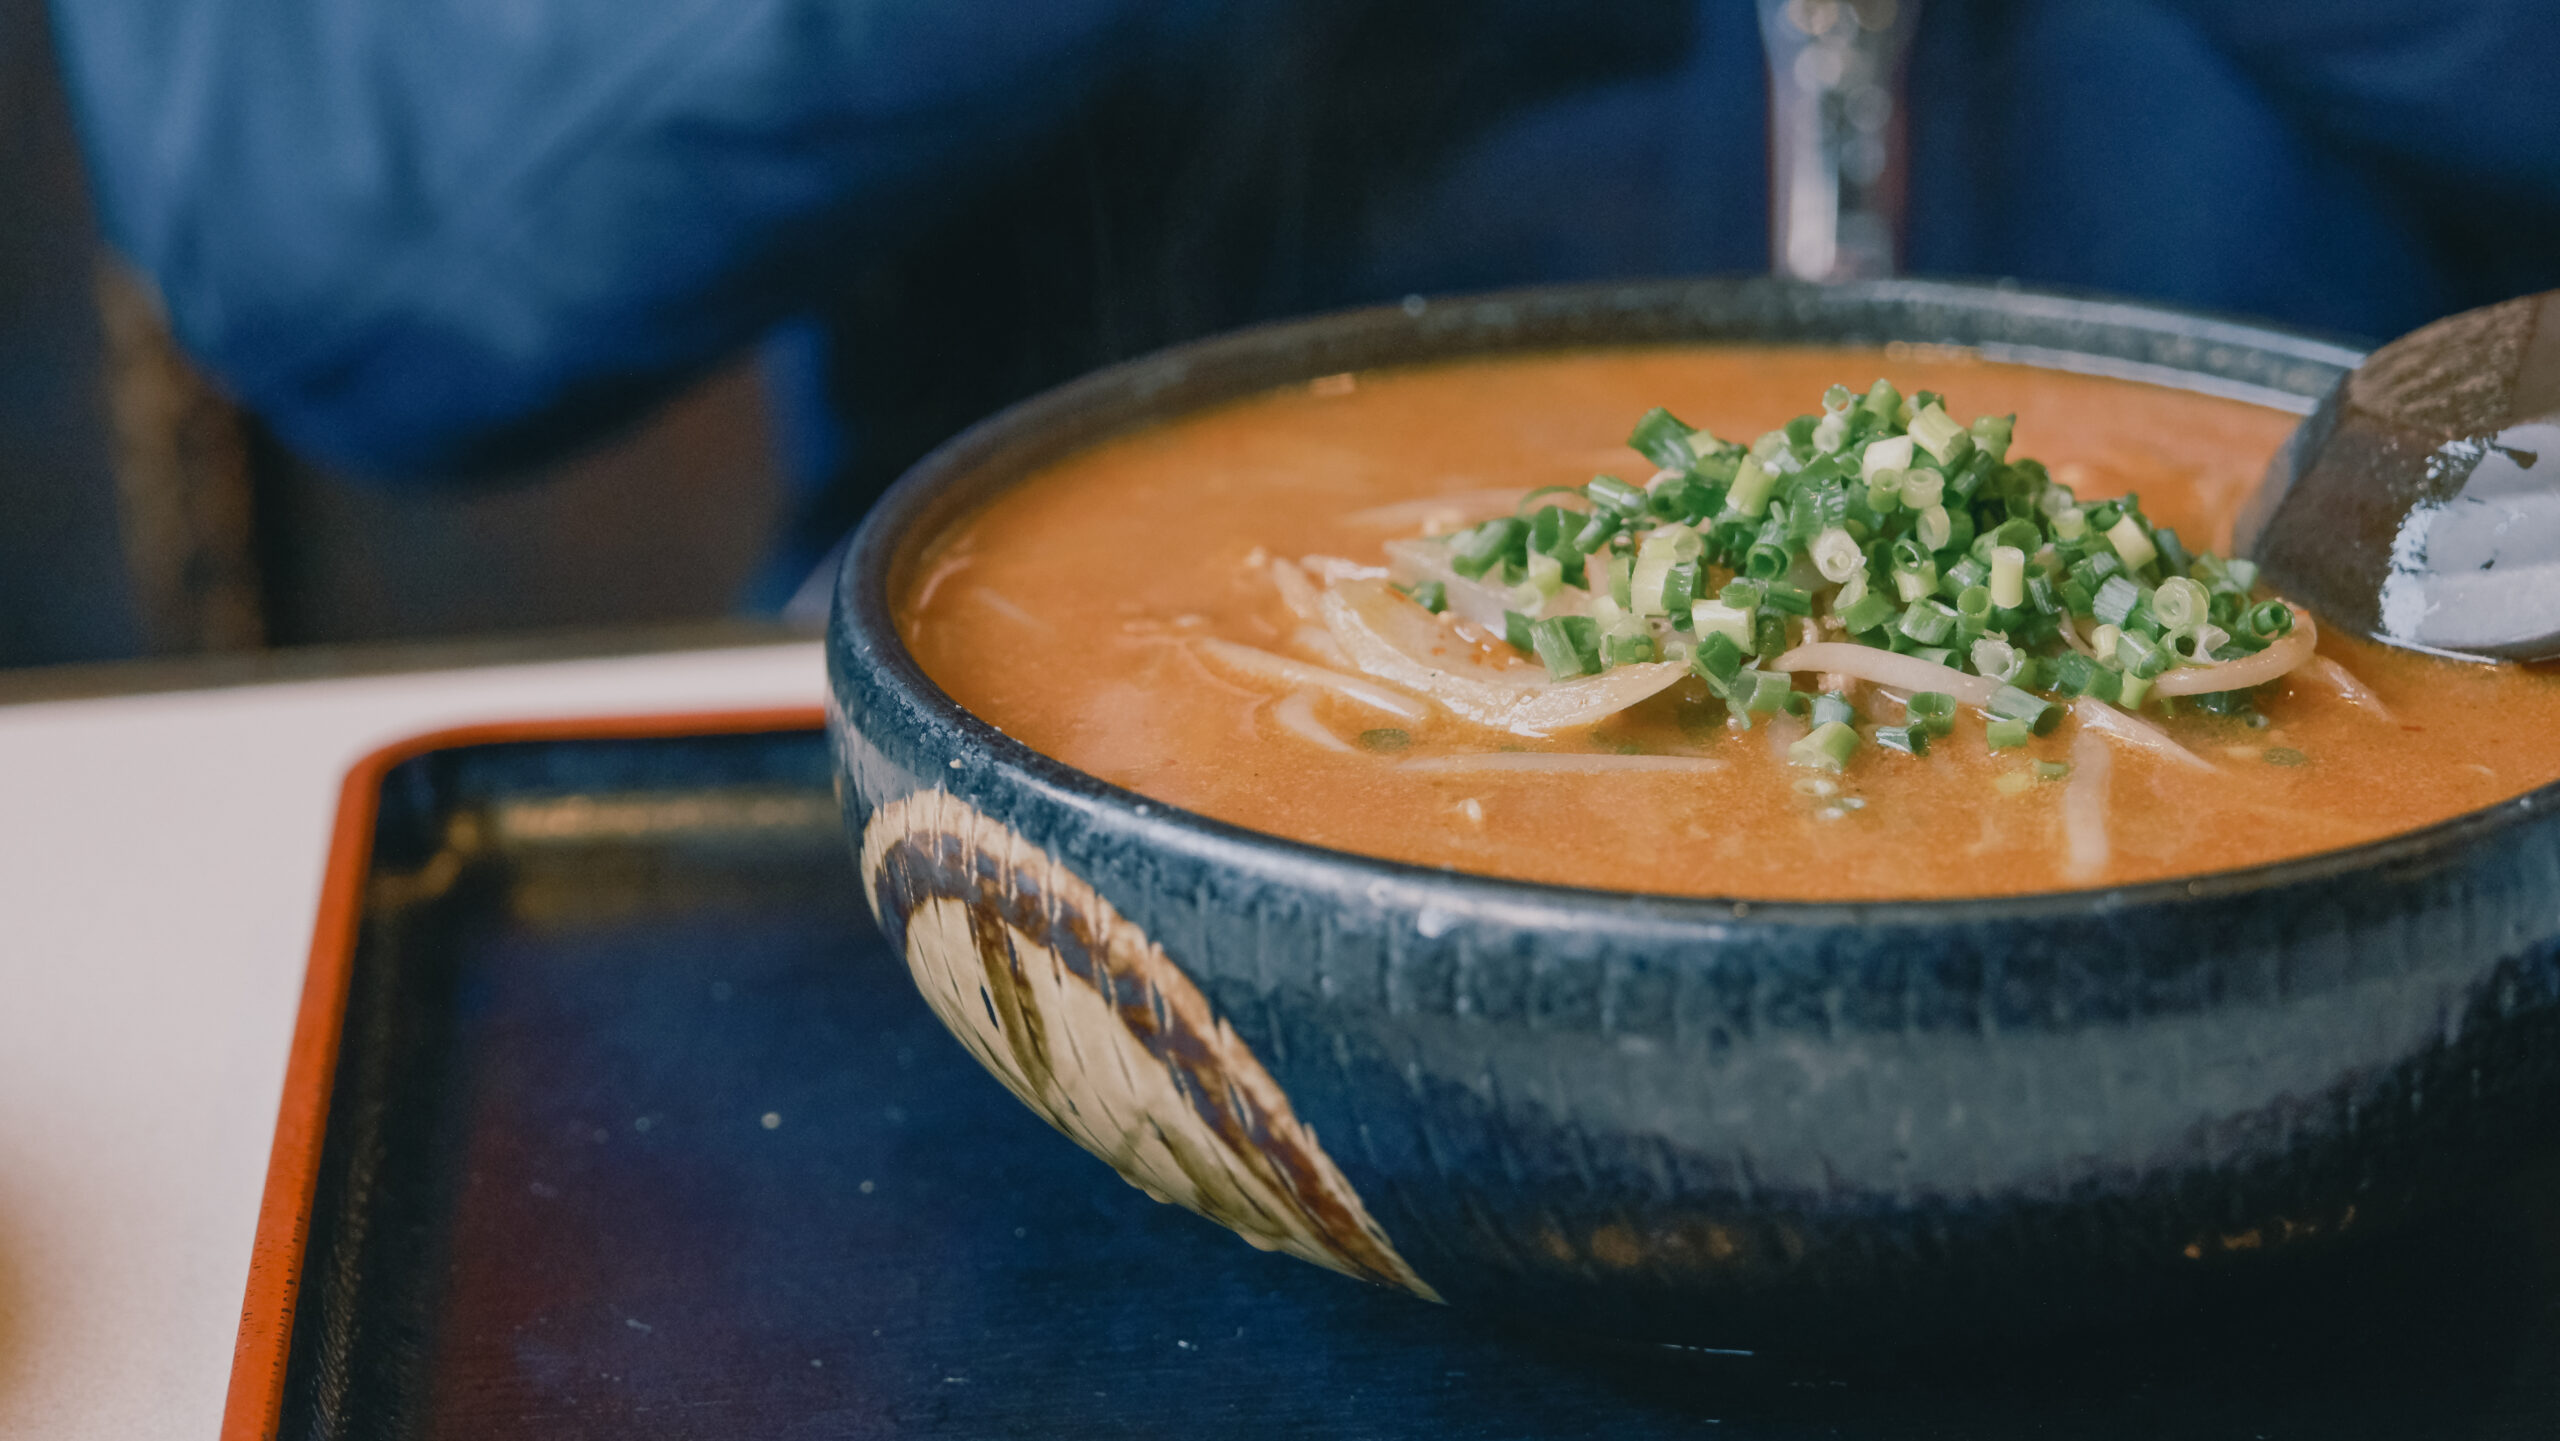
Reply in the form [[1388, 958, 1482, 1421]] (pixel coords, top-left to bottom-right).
[[225, 715, 2560, 1439]]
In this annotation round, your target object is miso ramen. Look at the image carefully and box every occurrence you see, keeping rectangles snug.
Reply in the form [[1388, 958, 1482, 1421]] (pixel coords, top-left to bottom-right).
[[901, 348, 2560, 899]]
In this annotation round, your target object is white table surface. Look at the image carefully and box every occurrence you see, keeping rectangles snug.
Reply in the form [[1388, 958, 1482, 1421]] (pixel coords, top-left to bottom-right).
[[0, 640, 826, 1439]]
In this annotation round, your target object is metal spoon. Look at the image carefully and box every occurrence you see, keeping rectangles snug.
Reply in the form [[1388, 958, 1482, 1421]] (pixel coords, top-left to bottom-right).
[[2236, 290, 2560, 662]]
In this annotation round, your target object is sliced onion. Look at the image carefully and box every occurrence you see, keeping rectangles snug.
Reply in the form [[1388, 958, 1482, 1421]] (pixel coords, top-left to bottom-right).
[[2061, 726, 2114, 883], [2152, 608, 2318, 696], [1292, 624, 1352, 669], [2302, 656, 2396, 721], [1194, 637, 1430, 721], [1340, 487, 1525, 531], [1326, 578, 1543, 694], [1320, 579, 1685, 736], [1403, 752, 1725, 776], [1382, 537, 1517, 632], [1268, 558, 1321, 620], [2056, 611, 2100, 658], [1300, 554, 1390, 584], [1270, 689, 1355, 752], [2069, 697, 2214, 772], [1771, 641, 2001, 708]]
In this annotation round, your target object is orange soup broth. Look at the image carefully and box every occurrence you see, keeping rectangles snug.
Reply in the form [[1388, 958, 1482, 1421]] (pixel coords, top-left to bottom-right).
[[902, 347, 2560, 899]]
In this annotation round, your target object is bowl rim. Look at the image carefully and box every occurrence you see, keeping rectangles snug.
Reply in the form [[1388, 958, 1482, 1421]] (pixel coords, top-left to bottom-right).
[[836, 274, 2559, 924]]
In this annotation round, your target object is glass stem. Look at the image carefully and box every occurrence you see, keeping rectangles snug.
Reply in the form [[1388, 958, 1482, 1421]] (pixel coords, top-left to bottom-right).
[[1757, 0, 1919, 282]]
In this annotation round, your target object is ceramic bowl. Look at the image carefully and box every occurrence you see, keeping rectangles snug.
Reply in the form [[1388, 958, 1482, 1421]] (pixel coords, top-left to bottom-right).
[[827, 277, 2560, 1347]]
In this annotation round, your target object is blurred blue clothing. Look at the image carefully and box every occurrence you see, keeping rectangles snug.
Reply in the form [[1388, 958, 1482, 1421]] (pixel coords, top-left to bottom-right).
[[47, 0, 2560, 597]]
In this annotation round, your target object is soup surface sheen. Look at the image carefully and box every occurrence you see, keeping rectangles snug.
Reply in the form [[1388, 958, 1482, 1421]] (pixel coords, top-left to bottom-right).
[[903, 347, 2560, 899]]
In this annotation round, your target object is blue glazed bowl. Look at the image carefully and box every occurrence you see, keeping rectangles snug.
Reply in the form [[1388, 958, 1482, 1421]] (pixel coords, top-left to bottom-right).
[[828, 278, 2560, 1346]]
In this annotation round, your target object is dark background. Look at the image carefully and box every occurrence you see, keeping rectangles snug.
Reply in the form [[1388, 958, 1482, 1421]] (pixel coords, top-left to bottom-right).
[[0, 0, 786, 673]]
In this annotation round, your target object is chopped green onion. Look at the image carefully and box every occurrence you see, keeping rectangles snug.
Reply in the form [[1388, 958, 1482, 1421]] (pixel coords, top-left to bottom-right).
[[1425, 380, 2313, 780], [2153, 527, 2192, 576], [2152, 575, 2208, 629], [1602, 630, 1658, 667], [1731, 668, 1793, 713], [1628, 407, 1698, 470], [2069, 549, 2123, 589], [1358, 728, 1412, 753], [1662, 559, 1702, 614], [2264, 747, 2308, 767], [1939, 506, 1978, 555], [2246, 600, 2295, 638], [1690, 598, 1755, 649], [1838, 590, 1895, 634], [1898, 599, 1958, 645], [2114, 629, 2170, 679], [2090, 622, 2124, 665], [1585, 474, 1648, 515], [1861, 434, 1914, 480], [1529, 615, 1602, 679], [1629, 545, 1677, 616], [1811, 526, 1864, 583], [1572, 509, 1621, 553], [1969, 414, 2015, 465], [1753, 610, 1789, 658], [2092, 574, 2142, 627], [2052, 651, 2100, 696], [2166, 624, 2229, 666], [1691, 630, 1744, 681], [1988, 545, 2026, 608], [1726, 455, 1778, 517], [2033, 759, 2072, 781], [1789, 720, 1860, 771], [1761, 580, 1814, 616], [2107, 514, 2159, 572], [1908, 402, 1972, 465], [1526, 552, 1564, 596], [1985, 717, 2032, 750], [1989, 684, 2060, 735], [1453, 517, 1526, 579]]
